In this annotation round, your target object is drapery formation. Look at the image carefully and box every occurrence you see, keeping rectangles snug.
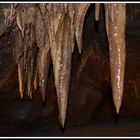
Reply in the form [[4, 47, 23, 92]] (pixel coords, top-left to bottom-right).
[[3, 3, 126, 128]]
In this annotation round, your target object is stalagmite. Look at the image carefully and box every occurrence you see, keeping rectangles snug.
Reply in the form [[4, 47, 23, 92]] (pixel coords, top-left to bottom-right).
[[105, 4, 126, 113]]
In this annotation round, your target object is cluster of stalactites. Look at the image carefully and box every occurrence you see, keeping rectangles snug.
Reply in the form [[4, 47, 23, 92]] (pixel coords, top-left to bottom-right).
[[12, 3, 90, 128], [4, 3, 126, 128]]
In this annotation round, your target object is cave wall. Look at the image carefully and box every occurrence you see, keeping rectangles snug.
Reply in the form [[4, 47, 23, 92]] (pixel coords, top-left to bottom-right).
[[0, 3, 140, 136]]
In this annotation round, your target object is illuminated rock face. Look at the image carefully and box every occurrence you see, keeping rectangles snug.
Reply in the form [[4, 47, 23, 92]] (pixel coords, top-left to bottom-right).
[[0, 3, 127, 129]]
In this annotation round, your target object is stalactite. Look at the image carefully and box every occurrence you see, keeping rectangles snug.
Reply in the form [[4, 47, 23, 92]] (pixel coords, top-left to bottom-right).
[[95, 3, 100, 21], [74, 4, 90, 54], [13, 26, 24, 99], [38, 33, 51, 102], [35, 5, 46, 49], [8, 3, 126, 127], [105, 3, 126, 113]]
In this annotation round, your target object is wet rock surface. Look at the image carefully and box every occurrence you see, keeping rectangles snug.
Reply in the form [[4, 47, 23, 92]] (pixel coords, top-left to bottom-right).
[[0, 3, 140, 136]]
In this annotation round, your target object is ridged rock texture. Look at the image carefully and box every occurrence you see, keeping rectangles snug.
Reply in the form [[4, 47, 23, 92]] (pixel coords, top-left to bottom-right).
[[1, 3, 126, 128]]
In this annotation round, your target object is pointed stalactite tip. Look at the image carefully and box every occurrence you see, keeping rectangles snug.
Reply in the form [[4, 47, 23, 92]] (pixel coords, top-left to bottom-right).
[[40, 78, 46, 102], [29, 93, 32, 100], [60, 118, 65, 129], [19, 92, 23, 100], [116, 108, 120, 114], [113, 96, 122, 115], [59, 107, 66, 129]]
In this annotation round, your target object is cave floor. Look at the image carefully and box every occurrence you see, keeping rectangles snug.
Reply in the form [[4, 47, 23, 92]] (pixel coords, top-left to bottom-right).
[[0, 118, 140, 137], [0, 25, 140, 137]]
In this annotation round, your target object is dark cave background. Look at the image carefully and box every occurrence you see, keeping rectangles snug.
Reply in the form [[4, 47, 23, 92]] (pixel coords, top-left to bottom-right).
[[0, 3, 140, 136]]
